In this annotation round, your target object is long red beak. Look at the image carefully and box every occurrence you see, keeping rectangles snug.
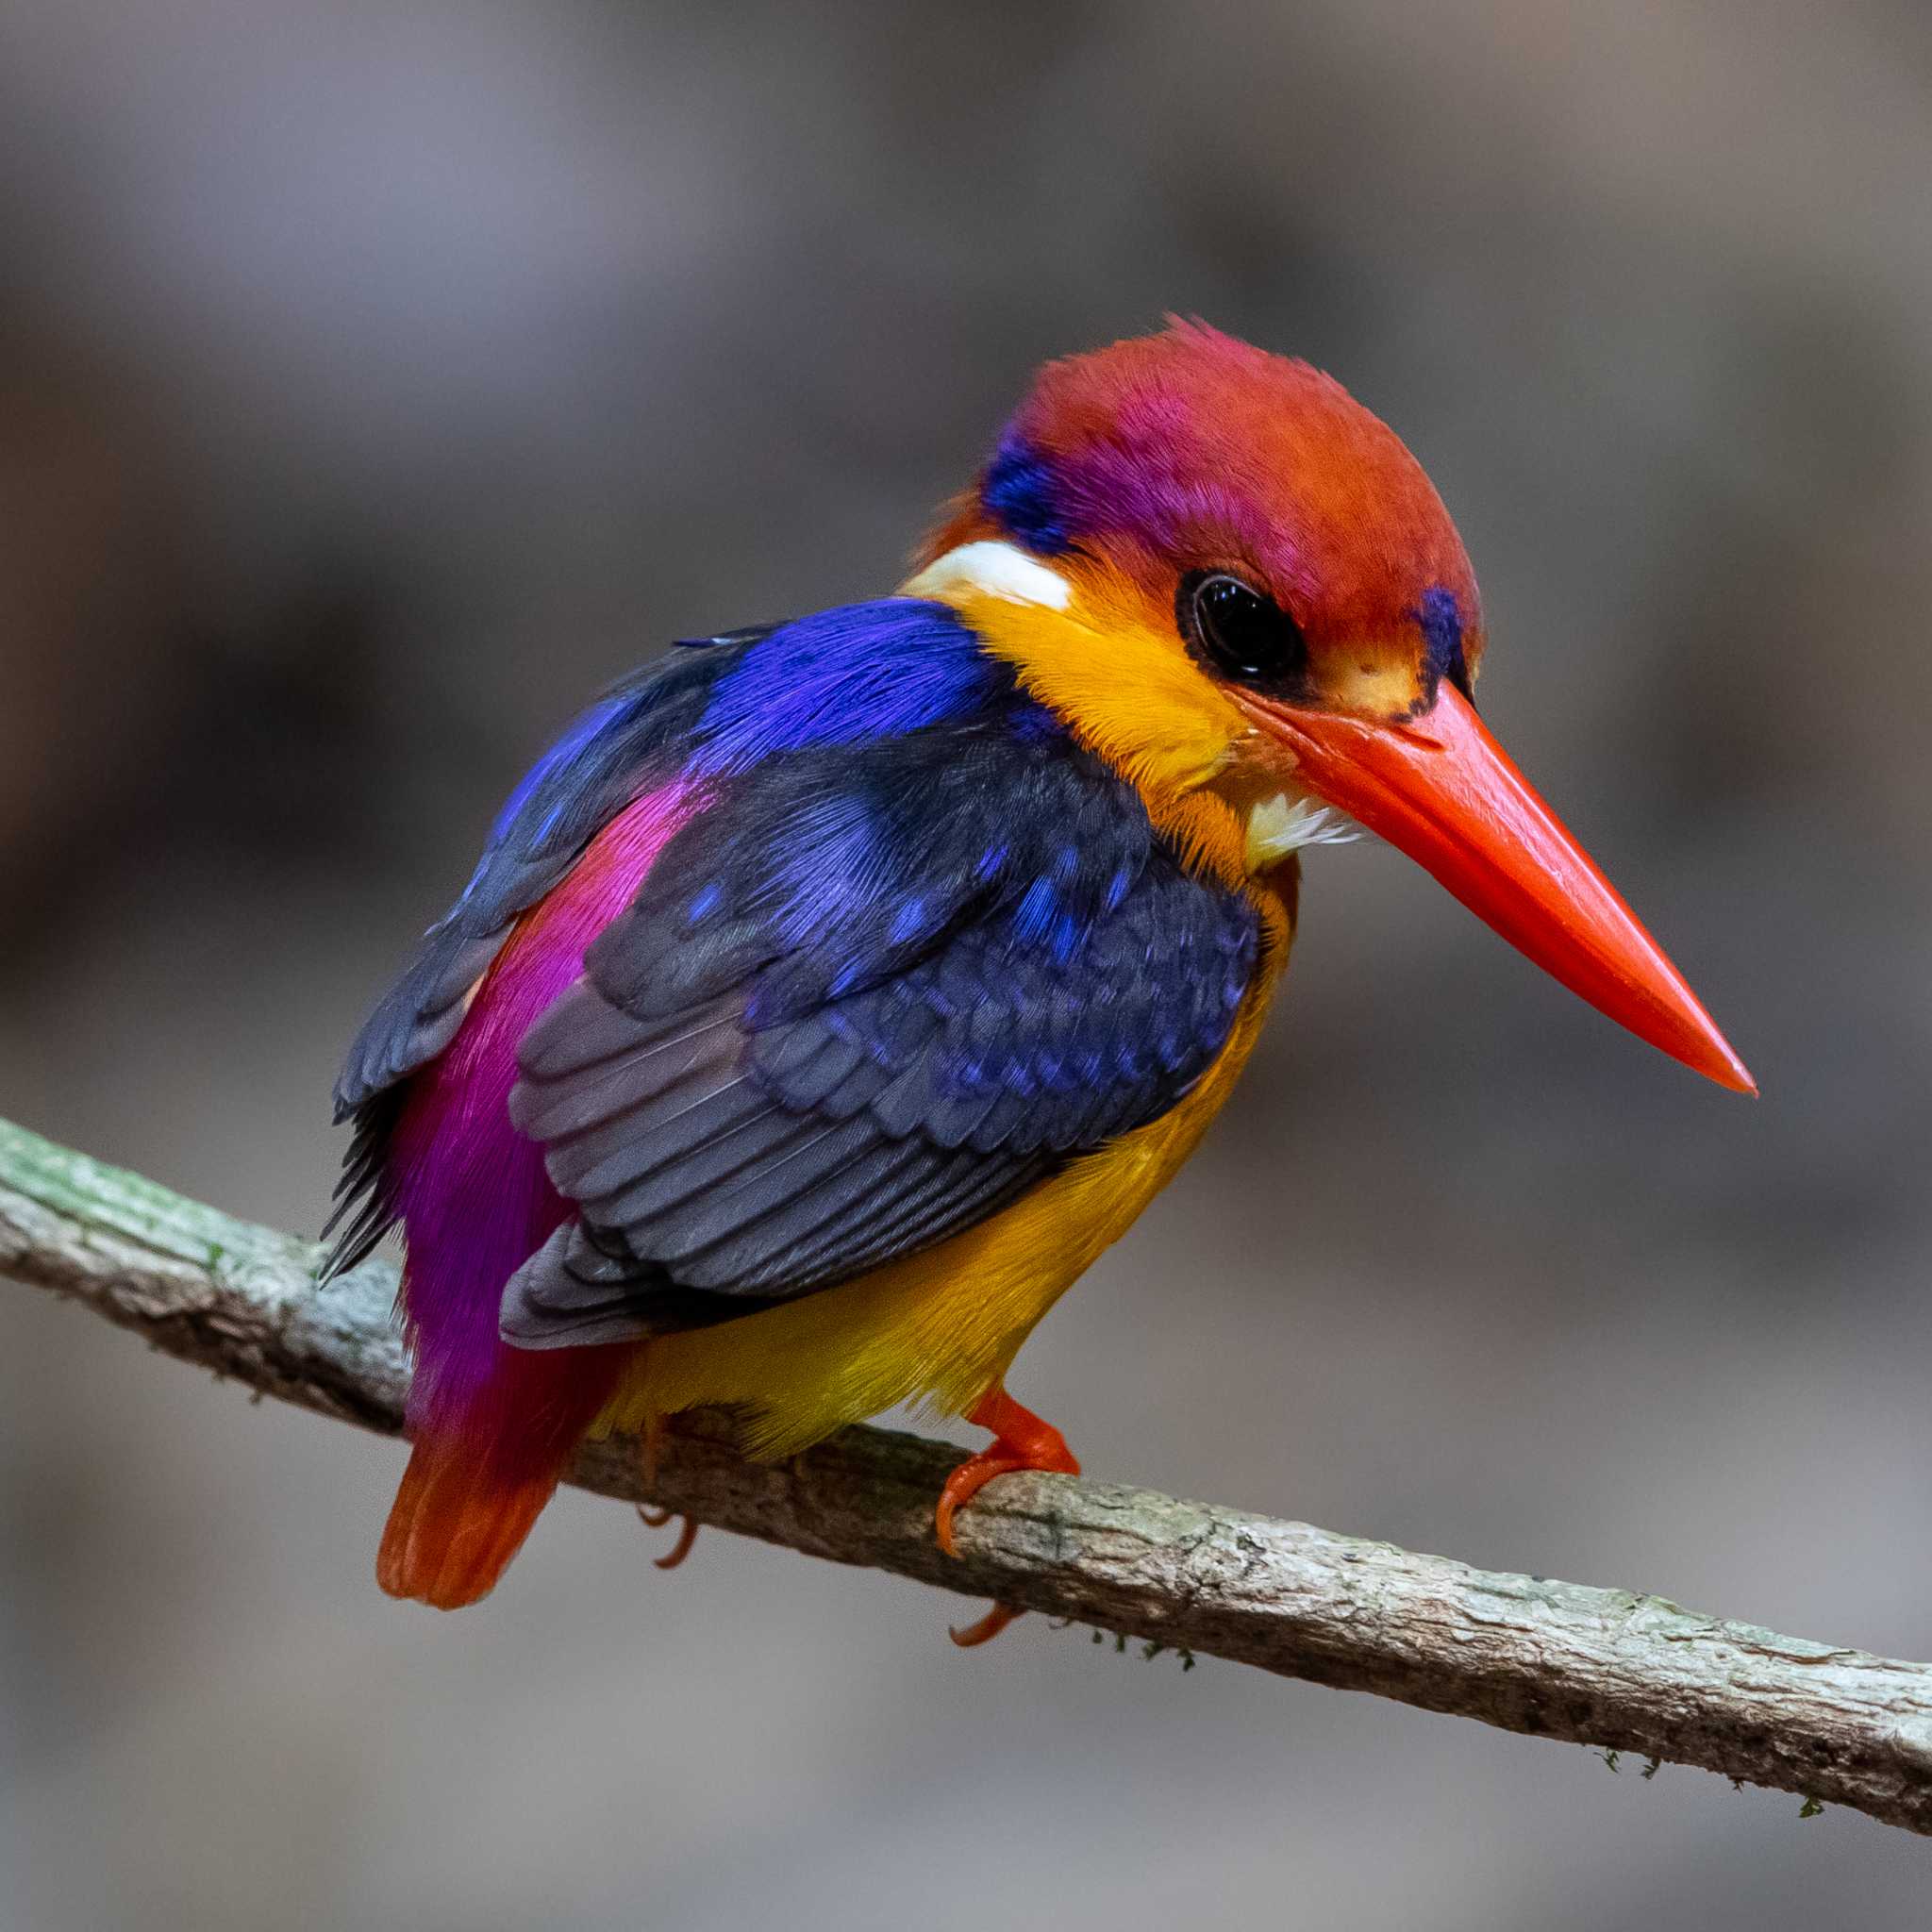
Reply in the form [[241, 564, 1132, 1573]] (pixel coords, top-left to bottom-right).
[[1242, 683, 1755, 1093]]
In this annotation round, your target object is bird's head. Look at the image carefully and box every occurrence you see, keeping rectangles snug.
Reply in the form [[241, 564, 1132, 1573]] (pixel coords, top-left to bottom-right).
[[906, 321, 1752, 1093]]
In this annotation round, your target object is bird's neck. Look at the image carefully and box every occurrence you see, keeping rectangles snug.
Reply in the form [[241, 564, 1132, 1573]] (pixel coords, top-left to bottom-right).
[[900, 542, 1298, 933]]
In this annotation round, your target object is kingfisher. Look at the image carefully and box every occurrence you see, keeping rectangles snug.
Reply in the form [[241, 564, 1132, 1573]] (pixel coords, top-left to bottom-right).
[[325, 321, 1752, 1634]]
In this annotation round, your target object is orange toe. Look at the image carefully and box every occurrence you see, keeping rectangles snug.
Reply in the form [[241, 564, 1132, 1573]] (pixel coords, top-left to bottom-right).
[[935, 1450, 1028, 1558], [932, 1384, 1079, 1649]]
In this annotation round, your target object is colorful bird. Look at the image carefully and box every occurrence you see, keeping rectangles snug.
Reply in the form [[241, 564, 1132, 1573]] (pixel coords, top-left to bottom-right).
[[325, 322, 1752, 1630]]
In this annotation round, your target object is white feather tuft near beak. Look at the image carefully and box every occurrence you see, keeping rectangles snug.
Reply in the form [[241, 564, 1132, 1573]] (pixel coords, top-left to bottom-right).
[[1244, 791, 1360, 871]]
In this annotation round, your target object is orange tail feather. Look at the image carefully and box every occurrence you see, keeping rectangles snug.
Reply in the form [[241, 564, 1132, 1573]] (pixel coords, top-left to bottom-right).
[[377, 1440, 559, 1609]]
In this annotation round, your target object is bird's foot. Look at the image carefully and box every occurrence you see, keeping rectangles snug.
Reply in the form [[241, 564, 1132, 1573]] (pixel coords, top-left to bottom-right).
[[935, 1385, 1078, 1646], [934, 1385, 1081, 1556]]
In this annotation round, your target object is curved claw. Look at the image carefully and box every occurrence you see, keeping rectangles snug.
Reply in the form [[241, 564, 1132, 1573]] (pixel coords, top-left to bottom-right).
[[653, 1514, 701, 1571], [949, 1601, 1024, 1647], [636, 1503, 675, 1529]]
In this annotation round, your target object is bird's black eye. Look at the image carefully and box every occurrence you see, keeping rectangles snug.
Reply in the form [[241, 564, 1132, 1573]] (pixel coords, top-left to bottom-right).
[[1178, 571, 1308, 689]]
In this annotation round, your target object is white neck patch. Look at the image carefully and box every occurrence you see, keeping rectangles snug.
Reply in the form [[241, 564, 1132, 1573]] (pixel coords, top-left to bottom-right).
[[900, 540, 1072, 611], [1245, 792, 1359, 870]]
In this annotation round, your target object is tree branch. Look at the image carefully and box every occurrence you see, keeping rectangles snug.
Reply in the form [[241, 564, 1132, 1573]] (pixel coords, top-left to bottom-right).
[[2, 1115, 1927, 1833]]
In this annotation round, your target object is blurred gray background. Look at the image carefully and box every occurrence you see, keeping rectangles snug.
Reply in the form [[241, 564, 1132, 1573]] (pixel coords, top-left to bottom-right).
[[3, 2, 1929, 1925]]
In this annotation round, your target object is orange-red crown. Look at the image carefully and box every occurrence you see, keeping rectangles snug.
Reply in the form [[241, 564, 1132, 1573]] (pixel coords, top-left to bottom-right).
[[929, 320, 1485, 701]]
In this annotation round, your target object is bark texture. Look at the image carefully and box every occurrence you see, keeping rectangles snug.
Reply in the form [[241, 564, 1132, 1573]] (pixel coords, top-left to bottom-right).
[[3, 1115, 1927, 1833]]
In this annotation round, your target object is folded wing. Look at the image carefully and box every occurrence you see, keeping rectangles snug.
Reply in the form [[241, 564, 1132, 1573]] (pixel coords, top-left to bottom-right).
[[502, 725, 1259, 1345]]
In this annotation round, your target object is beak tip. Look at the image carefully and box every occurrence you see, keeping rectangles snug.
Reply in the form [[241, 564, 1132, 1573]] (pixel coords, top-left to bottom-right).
[[1692, 1032, 1757, 1097]]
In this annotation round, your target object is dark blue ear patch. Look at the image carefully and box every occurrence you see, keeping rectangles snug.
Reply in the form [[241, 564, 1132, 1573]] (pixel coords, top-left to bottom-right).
[[982, 428, 1073, 556], [1418, 586, 1470, 696]]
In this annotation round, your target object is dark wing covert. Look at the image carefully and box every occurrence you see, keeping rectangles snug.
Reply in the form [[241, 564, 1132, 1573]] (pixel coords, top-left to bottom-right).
[[501, 723, 1259, 1345]]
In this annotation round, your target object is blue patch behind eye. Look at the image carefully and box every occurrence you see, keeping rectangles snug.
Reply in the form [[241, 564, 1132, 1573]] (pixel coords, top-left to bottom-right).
[[691, 600, 997, 774], [982, 427, 1073, 555], [1418, 586, 1470, 694]]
